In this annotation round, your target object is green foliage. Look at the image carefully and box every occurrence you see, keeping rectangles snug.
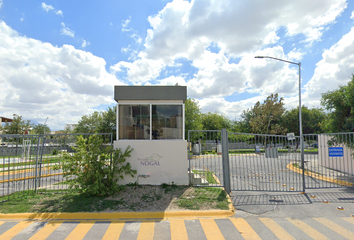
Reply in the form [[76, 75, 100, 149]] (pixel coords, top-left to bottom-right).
[[238, 109, 255, 133], [248, 93, 286, 135], [32, 123, 51, 135], [201, 112, 232, 131], [185, 98, 203, 139], [321, 74, 354, 133], [1, 114, 31, 134], [74, 106, 116, 140], [52, 149, 58, 155], [57, 134, 136, 197], [281, 106, 326, 135]]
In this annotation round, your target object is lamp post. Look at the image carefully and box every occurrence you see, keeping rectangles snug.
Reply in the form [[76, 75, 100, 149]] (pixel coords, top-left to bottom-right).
[[43, 117, 49, 135], [255, 56, 305, 193]]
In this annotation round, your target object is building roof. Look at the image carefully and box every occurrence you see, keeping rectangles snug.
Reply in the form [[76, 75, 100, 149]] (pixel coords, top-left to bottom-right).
[[0, 117, 13, 123], [114, 85, 187, 102]]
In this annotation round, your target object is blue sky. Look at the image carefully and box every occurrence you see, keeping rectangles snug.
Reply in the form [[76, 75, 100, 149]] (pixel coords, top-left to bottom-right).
[[1, 0, 354, 130]]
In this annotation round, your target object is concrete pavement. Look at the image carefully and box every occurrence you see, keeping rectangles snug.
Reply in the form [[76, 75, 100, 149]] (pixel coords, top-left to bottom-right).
[[0, 187, 354, 239], [1, 158, 354, 239], [0, 215, 354, 239]]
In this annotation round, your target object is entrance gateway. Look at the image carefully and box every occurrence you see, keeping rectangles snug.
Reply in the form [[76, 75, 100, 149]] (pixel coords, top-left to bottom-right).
[[113, 85, 189, 185], [188, 130, 354, 193]]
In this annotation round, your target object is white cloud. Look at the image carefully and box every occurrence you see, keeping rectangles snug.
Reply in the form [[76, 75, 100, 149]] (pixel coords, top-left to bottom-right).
[[111, 0, 347, 120], [304, 26, 354, 104], [122, 16, 131, 32], [56, 10, 63, 16], [81, 39, 90, 48], [20, 18, 24, 22], [0, 21, 123, 130], [121, 16, 142, 44], [144, 0, 346, 63], [287, 48, 305, 62], [111, 52, 164, 84], [41, 3, 54, 12], [0, 0, 3, 9], [60, 22, 74, 37], [41, 2, 63, 16], [351, 10, 354, 19]]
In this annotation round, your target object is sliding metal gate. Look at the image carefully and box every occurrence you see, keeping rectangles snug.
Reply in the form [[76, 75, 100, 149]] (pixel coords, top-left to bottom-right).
[[188, 130, 354, 193], [227, 132, 303, 192], [302, 133, 354, 189]]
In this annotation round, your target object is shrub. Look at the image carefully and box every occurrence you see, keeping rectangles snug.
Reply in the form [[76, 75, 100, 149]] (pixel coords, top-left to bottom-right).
[[56, 134, 137, 197], [52, 149, 58, 155]]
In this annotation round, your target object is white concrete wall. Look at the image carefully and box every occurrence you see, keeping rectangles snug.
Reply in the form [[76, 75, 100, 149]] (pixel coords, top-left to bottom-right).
[[114, 140, 188, 185], [318, 135, 354, 175]]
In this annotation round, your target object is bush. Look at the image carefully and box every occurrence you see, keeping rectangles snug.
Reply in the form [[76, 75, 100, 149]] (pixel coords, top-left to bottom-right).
[[56, 134, 137, 197], [52, 149, 58, 155]]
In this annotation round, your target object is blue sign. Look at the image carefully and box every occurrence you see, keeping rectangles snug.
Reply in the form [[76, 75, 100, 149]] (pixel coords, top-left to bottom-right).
[[329, 147, 343, 157], [255, 145, 261, 154]]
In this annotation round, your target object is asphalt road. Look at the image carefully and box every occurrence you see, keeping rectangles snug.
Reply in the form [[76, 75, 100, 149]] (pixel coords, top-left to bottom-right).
[[190, 153, 342, 192]]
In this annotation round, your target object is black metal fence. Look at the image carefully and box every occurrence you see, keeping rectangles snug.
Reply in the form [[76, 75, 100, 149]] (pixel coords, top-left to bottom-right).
[[0, 133, 112, 202]]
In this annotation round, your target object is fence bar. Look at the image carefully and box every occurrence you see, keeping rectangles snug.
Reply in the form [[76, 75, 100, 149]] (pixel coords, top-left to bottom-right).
[[0, 133, 112, 202], [221, 129, 231, 194]]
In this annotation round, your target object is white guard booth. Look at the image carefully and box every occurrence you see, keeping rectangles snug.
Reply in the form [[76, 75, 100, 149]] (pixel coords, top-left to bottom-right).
[[113, 85, 188, 185]]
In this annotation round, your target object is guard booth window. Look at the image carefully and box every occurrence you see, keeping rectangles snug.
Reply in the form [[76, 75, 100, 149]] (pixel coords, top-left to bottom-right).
[[119, 104, 183, 140], [152, 105, 183, 139], [119, 105, 150, 140]]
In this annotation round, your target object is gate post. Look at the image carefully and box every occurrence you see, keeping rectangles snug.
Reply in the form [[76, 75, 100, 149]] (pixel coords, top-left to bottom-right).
[[221, 128, 231, 194], [34, 136, 41, 193]]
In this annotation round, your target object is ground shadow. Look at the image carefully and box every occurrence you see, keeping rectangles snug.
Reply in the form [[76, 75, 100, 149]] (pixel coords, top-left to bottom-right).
[[231, 187, 354, 207]]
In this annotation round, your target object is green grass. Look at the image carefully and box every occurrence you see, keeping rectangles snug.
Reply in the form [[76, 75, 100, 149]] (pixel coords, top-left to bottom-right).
[[54, 179, 77, 185], [0, 186, 230, 213], [176, 187, 229, 210], [161, 183, 179, 193], [192, 170, 218, 184], [0, 190, 127, 213]]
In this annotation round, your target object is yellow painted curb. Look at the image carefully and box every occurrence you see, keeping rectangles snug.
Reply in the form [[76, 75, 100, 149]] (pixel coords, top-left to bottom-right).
[[1, 166, 53, 176], [287, 163, 353, 187], [0, 172, 63, 184], [0, 210, 234, 220]]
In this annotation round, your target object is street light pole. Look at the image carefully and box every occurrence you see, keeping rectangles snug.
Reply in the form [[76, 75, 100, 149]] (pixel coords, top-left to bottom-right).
[[255, 56, 305, 193], [43, 117, 49, 135]]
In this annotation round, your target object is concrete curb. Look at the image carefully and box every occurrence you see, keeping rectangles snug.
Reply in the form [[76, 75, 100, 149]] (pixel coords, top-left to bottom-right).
[[0, 173, 63, 184], [287, 163, 353, 187], [0, 210, 235, 220]]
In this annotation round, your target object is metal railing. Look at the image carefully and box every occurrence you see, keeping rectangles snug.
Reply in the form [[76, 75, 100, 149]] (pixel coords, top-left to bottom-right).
[[302, 133, 354, 189], [188, 130, 354, 193], [0, 133, 112, 202], [188, 130, 224, 188]]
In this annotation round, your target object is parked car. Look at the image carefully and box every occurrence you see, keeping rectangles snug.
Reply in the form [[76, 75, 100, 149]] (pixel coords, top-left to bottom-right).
[[310, 143, 318, 148]]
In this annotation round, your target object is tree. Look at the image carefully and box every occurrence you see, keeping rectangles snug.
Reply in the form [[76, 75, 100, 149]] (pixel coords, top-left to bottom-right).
[[281, 106, 326, 135], [1, 114, 31, 134], [201, 112, 232, 130], [184, 98, 203, 139], [74, 111, 104, 134], [74, 107, 117, 140], [32, 123, 51, 135], [249, 93, 286, 135], [238, 108, 256, 133], [98, 106, 117, 140], [321, 74, 354, 133]]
